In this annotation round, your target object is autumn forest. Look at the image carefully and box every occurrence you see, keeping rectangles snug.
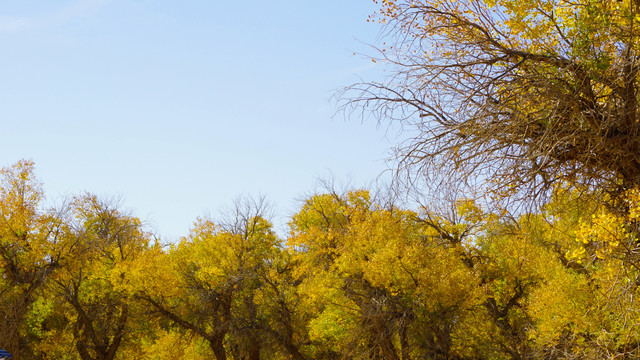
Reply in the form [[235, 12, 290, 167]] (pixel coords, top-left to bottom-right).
[[5, 0, 640, 359]]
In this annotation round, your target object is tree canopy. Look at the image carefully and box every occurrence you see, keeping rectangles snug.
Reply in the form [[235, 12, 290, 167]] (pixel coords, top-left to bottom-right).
[[346, 0, 640, 203]]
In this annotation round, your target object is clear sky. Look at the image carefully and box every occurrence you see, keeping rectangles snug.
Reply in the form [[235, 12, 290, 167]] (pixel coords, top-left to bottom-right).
[[0, 0, 395, 240]]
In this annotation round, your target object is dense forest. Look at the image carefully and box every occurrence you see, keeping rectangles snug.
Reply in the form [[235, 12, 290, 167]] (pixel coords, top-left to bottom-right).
[[5, 0, 640, 358]]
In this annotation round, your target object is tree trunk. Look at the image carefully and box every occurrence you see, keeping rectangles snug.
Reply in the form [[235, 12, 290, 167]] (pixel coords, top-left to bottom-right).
[[0, 301, 29, 360], [209, 336, 227, 360]]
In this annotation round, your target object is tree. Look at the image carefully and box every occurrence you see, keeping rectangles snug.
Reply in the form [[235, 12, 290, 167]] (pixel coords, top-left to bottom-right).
[[48, 194, 151, 360], [0, 160, 69, 359], [289, 189, 483, 359], [345, 0, 640, 203], [136, 198, 280, 360]]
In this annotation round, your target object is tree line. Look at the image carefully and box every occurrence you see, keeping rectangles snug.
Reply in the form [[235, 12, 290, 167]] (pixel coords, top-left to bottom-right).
[[0, 160, 638, 359]]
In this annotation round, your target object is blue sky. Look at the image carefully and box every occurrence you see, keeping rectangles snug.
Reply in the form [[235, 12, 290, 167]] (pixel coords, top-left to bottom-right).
[[0, 0, 395, 240]]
